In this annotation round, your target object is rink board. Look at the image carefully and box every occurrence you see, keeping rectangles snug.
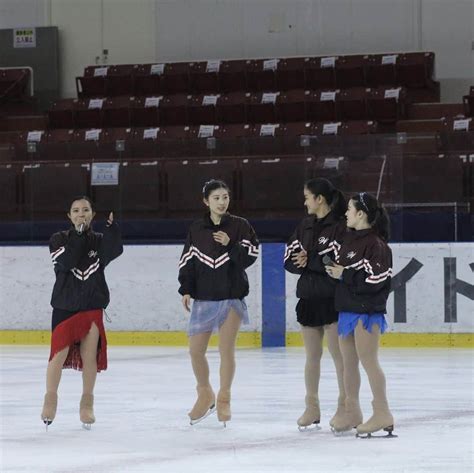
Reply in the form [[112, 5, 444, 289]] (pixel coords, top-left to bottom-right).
[[0, 242, 472, 347]]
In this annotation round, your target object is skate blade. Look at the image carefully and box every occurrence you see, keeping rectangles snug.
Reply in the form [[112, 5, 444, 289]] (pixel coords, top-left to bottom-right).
[[356, 426, 397, 439], [82, 423, 92, 431], [331, 427, 356, 437], [189, 405, 216, 425], [298, 422, 321, 432]]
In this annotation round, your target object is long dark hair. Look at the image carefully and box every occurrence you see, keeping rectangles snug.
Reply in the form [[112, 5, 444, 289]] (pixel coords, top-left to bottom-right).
[[202, 179, 230, 200], [304, 178, 346, 218], [68, 195, 94, 212], [351, 192, 390, 241]]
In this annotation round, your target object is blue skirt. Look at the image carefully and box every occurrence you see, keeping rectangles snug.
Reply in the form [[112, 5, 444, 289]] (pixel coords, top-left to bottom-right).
[[338, 311, 388, 338], [188, 299, 249, 336]]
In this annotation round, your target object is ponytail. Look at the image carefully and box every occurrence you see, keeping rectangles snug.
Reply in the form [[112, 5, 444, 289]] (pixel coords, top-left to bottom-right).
[[372, 206, 390, 241], [331, 189, 347, 219]]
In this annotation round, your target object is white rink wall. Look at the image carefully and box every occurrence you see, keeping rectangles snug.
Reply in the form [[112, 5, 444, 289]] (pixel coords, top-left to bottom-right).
[[0, 243, 472, 333], [287, 243, 474, 333]]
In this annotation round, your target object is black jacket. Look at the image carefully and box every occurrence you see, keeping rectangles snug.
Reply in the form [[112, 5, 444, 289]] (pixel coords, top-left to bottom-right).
[[49, 223, 123, 312], [335, 228, 392, 314], [284, 212, 346, 300], [178, 213, 259, 300]]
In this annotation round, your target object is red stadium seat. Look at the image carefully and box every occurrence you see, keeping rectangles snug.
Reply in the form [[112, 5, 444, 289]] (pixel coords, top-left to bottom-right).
[[216, 91, 249, 124], [106, 64, 137, 96], [43, 129, 75, 161], [24, 162, 89, 216], [247, 92, 279, 124], [187, 94, 219, 126], [130, 96, 161, 127], [246, 59, 278, 92], [164, 158, 237, 213], [276, 58, 306, 91], [397, 52, 435, 88], [91, 160, 162, 217], [48, 98, 77, 129], [306, 89, 340, 122], [161, 62, 190, 95], [219, 60, 247, 92], [365, 53, 398, 87], [212, 123, 252, 156], [305, 57, 337, 90], [134, 64, 166, 96], [366, 87, 406, 123], [335, 55, 367, 88], [159, 94, 189, 126], [337, 87, 369, 121], [102, 96, 132, 128], [189, 61, 221, 93], [276, 89, 307, 123], [240, 155, 315, 213], [74, 98, 104, 129]]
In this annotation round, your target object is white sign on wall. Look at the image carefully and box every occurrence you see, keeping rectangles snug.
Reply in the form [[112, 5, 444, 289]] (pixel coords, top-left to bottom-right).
[[13, 28, 36, 48], [91, 162, 119, 186]]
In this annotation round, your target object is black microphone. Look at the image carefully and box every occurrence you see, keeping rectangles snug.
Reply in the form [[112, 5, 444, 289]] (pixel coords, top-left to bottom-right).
[[322, 255, 335, 267]]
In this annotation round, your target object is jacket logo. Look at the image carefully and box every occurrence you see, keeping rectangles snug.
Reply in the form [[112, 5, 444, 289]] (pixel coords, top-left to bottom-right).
[[88, 250, 98, 258], [347, 251, 357, 259], [318, 237, 329, 245]]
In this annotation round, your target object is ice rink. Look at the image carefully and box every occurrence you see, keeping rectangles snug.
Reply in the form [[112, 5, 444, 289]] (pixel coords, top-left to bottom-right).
[[1, 345, 473, 473]]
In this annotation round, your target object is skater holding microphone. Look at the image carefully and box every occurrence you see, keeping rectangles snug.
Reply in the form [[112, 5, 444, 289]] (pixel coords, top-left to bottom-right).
[[41, 196, 123, 429]]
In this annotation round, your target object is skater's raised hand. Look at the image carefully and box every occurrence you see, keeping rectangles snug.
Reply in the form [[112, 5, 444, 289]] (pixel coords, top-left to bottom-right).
[[292, 249, 307, 268], [182, 294, 192, 312], [213, 231, 230, 246], [106, 212, 114, 226]]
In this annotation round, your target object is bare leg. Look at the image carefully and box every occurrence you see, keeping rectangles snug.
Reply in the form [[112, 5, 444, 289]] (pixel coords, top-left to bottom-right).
[[80, 323, 100, 395], [324, 322, 346, 426], [189, 331, 213, 388], [218, 309, 241, 392], [188, 331, 215, 421], [297, 325, 323, 427], [41, 346, 69, 423], [216, 309, 241, 423], [332, 329, 363, 432], [45, 346, 69, 394], [354, 321, 394, 435], [79, 323, 100, 426]]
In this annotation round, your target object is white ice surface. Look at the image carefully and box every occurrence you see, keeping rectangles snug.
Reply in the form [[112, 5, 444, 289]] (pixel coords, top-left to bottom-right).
[[1, 346, 473, 473]]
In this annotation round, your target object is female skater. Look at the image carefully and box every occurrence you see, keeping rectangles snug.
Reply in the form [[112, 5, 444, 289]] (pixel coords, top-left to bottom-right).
[[284, 178, 347, 430], [326, 192, 395, 437], [178, 180, 259, 426], [41, 196, 123, 429]]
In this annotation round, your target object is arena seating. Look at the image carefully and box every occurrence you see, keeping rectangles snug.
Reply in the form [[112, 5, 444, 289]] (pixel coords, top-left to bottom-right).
[[75, 52, 438, 99], [0, 55, 472, 222]]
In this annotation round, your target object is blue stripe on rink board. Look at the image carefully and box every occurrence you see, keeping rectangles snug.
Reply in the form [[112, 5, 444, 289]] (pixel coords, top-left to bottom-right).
[[262, 243, 286, 347]]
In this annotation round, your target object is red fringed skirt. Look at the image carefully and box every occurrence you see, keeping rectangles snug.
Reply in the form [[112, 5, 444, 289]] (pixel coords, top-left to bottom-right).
[[49, 308, 107, 372]]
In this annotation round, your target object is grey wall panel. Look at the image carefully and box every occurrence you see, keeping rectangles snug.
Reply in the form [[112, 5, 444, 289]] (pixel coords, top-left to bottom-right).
[[0, 26, 59, 110]]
